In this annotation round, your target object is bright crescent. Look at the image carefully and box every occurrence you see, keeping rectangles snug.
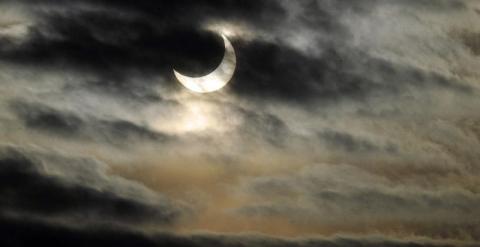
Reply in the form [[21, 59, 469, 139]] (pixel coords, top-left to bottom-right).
[[174, 34, 236, 93]]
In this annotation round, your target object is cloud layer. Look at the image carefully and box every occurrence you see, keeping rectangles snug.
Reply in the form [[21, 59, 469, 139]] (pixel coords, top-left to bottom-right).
[[0, 146, 182, 226], [1, 0, 480, 246]]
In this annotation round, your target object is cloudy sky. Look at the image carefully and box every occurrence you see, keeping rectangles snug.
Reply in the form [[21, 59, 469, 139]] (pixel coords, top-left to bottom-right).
[[1, 1, 480, 246]]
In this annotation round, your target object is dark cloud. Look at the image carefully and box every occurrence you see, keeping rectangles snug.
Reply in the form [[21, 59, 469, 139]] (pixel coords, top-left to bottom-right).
[[307, 189, 480, 219], [64, 79, 165, 104], [0, 0, 286, 84], [17, 0, 286, 26], [0, 11, 223, 83], [0, 0, 471, 105], [231, 40, 472, 104], [0, 146, 181, 225], [459, 31, 480, 56], [239, 164, 480, 230], [320, 0, 466, 12], [0, 215, 159, 247], [10, 101, 171, 144], [381, 0, 465, 10], [0, 214, 473, 247], [318, 129, 397, 153], [11, 101, 84, 136], [235, 107, 290, 147]]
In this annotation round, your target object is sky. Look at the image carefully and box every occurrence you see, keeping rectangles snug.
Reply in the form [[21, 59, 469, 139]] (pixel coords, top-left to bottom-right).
[[1, 1, 480, 246]]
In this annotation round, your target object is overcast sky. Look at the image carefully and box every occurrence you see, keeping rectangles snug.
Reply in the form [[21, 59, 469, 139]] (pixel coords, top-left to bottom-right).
[[1, 1, 480, 246]]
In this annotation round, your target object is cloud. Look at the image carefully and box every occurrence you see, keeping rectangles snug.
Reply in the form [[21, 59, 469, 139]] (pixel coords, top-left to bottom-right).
[[233, 40, 472, 104], [318, 129, 397, 153], [458, 31, 480, 56], [0, 0, 479, 243], [233, 106, 291, 146], [10, 101, 171, 145], [0, 0, 473, 106], [0, 145, 182, 225], [237, 163, 480, 239], [0, 0, 285, 88], [1, 214, 475, 247]]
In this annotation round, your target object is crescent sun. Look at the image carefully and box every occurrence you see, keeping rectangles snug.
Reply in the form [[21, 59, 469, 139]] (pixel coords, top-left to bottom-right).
[[174, 34, 236, 93]]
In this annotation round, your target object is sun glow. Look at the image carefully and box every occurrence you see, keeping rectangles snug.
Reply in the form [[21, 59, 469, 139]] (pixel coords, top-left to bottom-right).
[[181, 102, 211, 132], [149, 99, 240, 135], [204, 21, 254, 40]]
